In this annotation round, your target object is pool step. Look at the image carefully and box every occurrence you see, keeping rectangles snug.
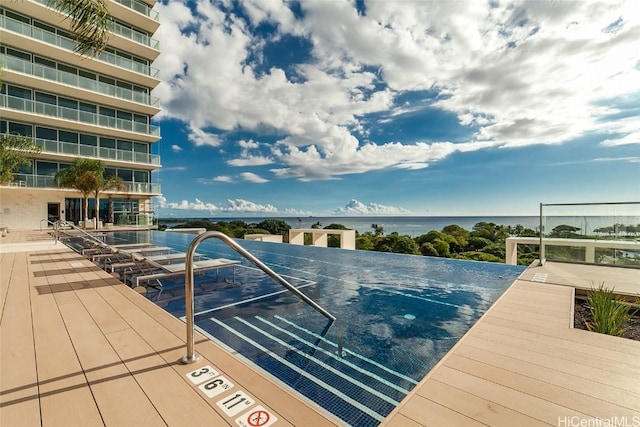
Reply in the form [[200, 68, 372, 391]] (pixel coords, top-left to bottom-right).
[[199, 315, 416, 427]]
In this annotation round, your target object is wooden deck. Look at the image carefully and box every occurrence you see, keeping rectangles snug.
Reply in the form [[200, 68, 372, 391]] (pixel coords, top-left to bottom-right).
[[2, 229, 639, 426], [1, 230, 341, 426]]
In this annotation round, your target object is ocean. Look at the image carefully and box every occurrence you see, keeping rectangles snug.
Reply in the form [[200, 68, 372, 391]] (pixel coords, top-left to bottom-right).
[[159, 215, 640, 237]]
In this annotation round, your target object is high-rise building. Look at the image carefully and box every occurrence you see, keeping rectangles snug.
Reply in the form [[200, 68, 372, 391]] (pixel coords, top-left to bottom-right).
[[0, 0, 161, 230]]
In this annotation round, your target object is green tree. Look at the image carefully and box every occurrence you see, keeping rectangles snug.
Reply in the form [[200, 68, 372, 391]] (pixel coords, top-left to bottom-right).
[[371, 223, 385, 236], [92, 172, 126, 225], [255, 219, 291, 236], [550, 224, 581, 238], [415, 230, 443, 246], [0, 134, 41, 184], [54, 159, 103, 224], [480, 243, 506, 259], [432, 239, 451, 257], [356, 234, 375, 251], [374, 233, 420, 255], [454, 252, 503, 263], [471, 222, 508, 242], [467, 236, 492, 251], [441, 224, 470, 252], [47, 0, 110, 56], [419, 242, 438, 256]]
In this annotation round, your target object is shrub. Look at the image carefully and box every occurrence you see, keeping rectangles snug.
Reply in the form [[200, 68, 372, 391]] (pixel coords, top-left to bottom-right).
[[586, 283, 636, 336], [420, 242, 438, 256]]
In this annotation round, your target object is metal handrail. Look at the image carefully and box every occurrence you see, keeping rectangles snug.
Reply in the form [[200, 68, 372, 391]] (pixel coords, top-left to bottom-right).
[[54, 220, 108, 248], [40, 218, 55, 231], [182, 231, 337, 364]]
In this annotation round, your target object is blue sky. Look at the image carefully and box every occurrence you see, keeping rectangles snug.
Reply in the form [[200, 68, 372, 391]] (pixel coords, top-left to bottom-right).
[[150, 0, 640, 218]]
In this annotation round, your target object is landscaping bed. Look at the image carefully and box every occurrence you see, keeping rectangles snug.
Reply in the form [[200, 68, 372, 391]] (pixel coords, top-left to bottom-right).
[[574, 298, 640, 341]]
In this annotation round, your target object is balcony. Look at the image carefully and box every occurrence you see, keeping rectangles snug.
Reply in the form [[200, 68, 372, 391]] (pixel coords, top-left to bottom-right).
[[29, 0, 159, 50], [0, 14, 159, 78], [113, 0, 159, 22], [9, 173, 161, 194], [0, 93, 160, 137], [26, 135, 160, 167], [0, 54, 160, 108], [110, 20, 160, 50], [506, 201, 640, 268]]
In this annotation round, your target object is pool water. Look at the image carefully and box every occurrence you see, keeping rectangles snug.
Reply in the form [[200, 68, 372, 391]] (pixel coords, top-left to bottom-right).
[[107, 231, 525, 426]]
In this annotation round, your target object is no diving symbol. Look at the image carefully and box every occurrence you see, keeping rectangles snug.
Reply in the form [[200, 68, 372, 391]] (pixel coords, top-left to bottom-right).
[[248, 410, 269, 426], [235, 405, 277, 427]]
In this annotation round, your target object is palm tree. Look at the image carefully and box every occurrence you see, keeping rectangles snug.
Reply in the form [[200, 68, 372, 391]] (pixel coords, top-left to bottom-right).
[[47, 0, 110, 56], [371, 223, 385, 236], [0, 134, 42, 185], [54, 159, 103, 225], [92, 173, 126, 227]]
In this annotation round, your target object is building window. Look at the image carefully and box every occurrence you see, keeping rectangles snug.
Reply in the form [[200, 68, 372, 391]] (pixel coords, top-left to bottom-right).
[[36, 161, 58, 176], [8, 122, 33, 136]]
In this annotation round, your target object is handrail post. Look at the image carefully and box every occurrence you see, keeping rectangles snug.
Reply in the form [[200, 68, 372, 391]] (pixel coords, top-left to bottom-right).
[[181, 232, 206, 364], [181, 231, 336, 364], [539, 203, 545, 266]]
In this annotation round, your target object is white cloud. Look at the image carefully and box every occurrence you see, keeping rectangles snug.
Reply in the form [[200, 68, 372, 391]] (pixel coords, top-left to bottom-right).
[[213, 175, 233, 183], [188, 126, 222, 147], [224, 199, 277, 213], [227, 155, 273, 167], [156, 196, 279, 214], [154, 1, 640, 180], [171, 144, 183, 152], [156, 196, 219, 213], [239, 172, 269, 183], [330, 199, 411, 216]]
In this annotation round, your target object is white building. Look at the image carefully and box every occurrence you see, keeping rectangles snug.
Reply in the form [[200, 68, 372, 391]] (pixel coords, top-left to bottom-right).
[[0, 0, 161, 230]]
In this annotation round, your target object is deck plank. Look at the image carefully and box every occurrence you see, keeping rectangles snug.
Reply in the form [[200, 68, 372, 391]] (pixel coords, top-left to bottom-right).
[[444, 354, 639, 419], [430, 365, 590, 424], [104, 328, 231, 426], [29, 249, 105, 426], [394, 393, 485, 427], [469, 327, 640, 376], [0, 251, 41, 427], [416, 379, 545, 426], [475, 321, 640, 363], [461, 334, 640, 393], [53, 284, 168, 426], [0, 252, 13, 318], [453, 344, 640, 411], [481, 314, 640, 355]]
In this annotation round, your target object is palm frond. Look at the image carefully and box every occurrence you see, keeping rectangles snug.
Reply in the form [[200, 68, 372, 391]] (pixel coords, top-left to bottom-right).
[[47, 0, 110, 56]]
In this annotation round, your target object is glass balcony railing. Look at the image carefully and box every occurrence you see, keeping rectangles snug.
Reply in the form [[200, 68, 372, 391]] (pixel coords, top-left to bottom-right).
[[23, 135, 161, 165], [0, 54, 160, 107], [110, 20, 160, 50], [540, 202, 640, 268], [113, 0, 160, 22], [9, 173, 161, 194], [0, 15, 159, 78], [124, 181, 161, 194], [1, 94, 161, 137], [30, 0, 160, 49]]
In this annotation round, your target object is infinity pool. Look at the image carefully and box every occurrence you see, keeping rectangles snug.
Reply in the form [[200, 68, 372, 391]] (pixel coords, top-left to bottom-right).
[[107, 231, 525, 426]]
